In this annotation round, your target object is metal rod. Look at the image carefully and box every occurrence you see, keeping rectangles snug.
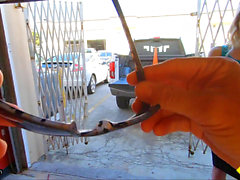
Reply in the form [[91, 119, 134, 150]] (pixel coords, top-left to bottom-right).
[[112, 0, 145, 82], [112, 0, 154, 113], [0, 99, 160, 137], [0, 0, 160, 138]]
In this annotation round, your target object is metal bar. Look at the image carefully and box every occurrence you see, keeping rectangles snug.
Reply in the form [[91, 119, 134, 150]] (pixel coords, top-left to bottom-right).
[[112, 0, 145, 82], [72, 2, 80, 123], [111, 0, 156, 114], [57, 1, 66, 123], [0, 0, 160, 141], [0, 99, 159, 137], [79, 1, 88, 144], [68, 1, 74, 121], [39, 1, 56, 118]]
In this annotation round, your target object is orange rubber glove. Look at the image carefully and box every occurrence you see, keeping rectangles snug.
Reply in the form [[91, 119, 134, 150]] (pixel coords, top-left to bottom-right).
[[127, 57, 240, 170]]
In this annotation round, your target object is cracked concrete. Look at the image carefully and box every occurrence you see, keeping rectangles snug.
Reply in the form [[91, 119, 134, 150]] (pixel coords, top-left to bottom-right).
[[3, 129, 236, 179], [5, 130, 216, 179]]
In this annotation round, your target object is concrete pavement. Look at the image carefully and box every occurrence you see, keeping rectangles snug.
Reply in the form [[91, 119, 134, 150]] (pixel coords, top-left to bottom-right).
[[3, 130, 236, 179], [2, 130, 217, 179]]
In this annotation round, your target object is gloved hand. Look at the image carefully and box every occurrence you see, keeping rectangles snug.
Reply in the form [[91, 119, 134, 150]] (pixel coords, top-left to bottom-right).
[[0, 71, 20, 159], [127, 57, 240, 170]]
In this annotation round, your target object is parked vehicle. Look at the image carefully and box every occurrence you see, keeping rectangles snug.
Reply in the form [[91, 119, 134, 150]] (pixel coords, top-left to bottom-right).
[[97, 50, 117, 64], [40, 51, 109, 94], [85, 48, 97, 54], [108, 38, 194, 109], [84, 52, 109, 93]]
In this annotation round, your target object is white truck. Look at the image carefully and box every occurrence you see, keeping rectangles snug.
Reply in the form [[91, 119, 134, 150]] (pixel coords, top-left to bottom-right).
[[108, 38, 193, 109]]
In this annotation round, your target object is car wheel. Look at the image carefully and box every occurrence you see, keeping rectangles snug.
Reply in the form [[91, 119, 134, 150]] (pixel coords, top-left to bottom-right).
[[116, 96, 130, 109], [87, 75, 96, 94]]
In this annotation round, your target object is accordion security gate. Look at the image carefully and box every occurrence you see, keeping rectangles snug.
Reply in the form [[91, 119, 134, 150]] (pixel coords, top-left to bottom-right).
[[25, 0, 239, 153], [189, 0, 238, 156], [196, 0, 239, 56], [26, 0, 88, 151]]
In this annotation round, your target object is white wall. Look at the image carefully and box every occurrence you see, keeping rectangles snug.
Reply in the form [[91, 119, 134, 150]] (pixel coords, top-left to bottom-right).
[[83, 14, 197, 55], [82, 0, 236, 56], [81, 0, 198, 55]]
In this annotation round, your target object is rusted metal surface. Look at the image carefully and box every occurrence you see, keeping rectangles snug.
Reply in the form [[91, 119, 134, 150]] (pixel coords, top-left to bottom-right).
[[0, 99, 159, 137], [112, 0, 159, 113], [0, 0, 160, 138], [112, 0, 145, 82]]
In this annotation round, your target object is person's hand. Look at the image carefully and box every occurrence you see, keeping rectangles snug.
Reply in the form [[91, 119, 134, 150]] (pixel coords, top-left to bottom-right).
[[127, 57, 240, 169]]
